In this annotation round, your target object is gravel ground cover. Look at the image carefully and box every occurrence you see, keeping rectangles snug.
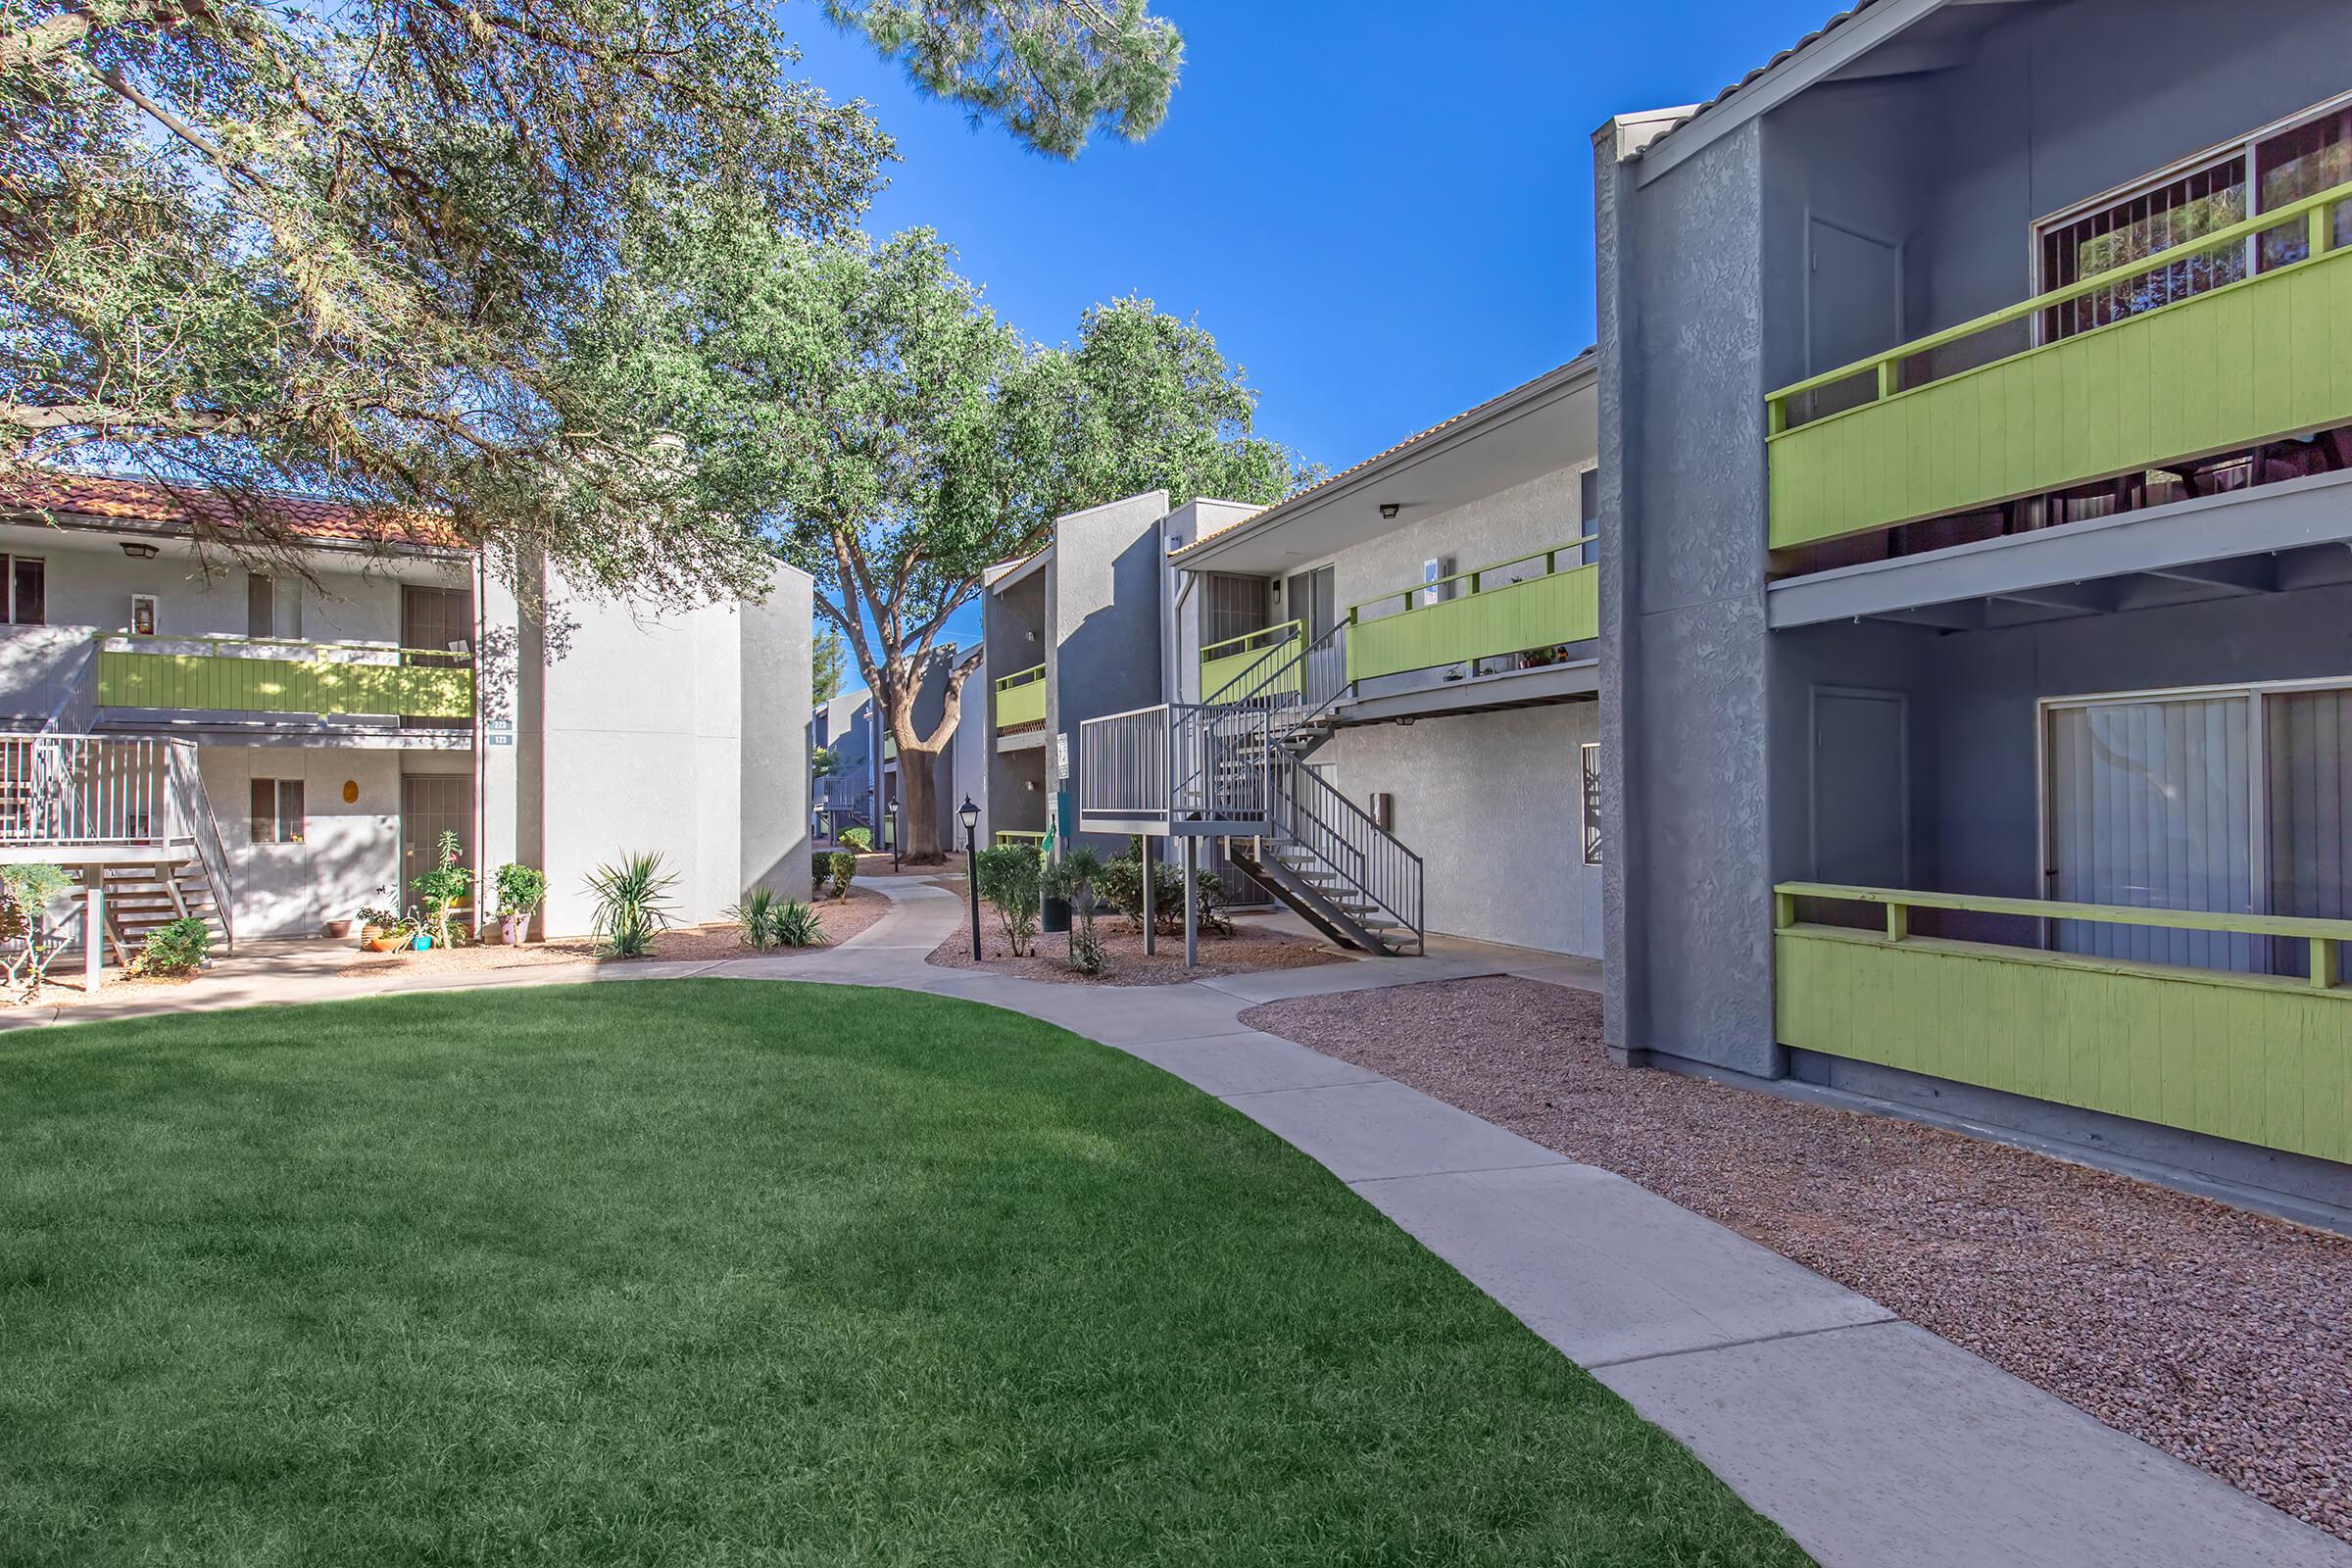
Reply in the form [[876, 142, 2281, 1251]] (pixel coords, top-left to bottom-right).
[[334, 886, 891, 978], [1241, 974, 2352, 1544], [928, 911, 1345, 986]]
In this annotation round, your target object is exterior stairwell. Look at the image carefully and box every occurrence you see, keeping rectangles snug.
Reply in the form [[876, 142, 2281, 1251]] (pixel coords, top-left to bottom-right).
[[1081, 621, 1424, 956]]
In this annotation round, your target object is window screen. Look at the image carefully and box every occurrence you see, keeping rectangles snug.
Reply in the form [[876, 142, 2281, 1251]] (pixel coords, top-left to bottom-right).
[[1581, 743, 1602, 866]]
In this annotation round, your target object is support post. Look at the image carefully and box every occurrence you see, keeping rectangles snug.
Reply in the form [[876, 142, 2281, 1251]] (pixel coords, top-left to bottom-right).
[[1885, 901, 1909, 943], [2312, 937, 2338, 991], [1142, 834, 1155, 956], [1182, 834, 1199, 969], [83, 871, 104, 992]]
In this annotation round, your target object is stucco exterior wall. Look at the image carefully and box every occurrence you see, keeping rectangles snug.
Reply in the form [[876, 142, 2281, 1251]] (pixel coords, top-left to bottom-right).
[[198, 745, 404, 938], [1321, 700, 1600, 956], [1047, 492, 1166, 855]]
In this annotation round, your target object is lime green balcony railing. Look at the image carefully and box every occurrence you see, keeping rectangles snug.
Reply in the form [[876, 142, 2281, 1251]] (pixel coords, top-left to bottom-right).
[[1345, 548, 1597, 684], [1200, 621, 1301, 702], [995, 829, 1045, 850], [1767, 175, 2352, 552], [96, 636, 474, 718], [994, 663, 1045, 731], [1774, 882, 2352, 1164]]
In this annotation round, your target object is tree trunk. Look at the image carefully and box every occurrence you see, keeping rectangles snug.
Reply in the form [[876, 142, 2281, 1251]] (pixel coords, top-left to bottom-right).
[[896, 738, 949, 862]]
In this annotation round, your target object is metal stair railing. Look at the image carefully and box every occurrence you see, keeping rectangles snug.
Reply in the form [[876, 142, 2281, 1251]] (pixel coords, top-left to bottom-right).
[[1267, 760, 1424, 954], [164, 740, 235, 953]]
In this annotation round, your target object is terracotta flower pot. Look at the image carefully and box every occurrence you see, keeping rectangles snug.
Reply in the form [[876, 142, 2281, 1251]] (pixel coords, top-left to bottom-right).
[[324, 919, 353, 940], [366, 934, 401, 953]]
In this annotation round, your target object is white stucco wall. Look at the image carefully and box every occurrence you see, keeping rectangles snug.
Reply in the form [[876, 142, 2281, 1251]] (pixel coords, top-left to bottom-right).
[[1319, 700, 1602, 956], [198, 746, 405, 938]]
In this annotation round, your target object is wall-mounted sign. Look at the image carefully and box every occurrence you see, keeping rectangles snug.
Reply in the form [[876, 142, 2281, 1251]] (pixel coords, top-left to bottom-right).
[[130, 594, 158, 636], [486, 718, 512, 731], [488, 733, 514, 747]]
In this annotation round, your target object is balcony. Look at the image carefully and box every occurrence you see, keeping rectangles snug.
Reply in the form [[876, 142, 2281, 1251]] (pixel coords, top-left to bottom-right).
[[1201, 622, 1301, 702], [95, 635, 473, 719], [1346, 549, 1596, 684], [1767, 177, 2352, 554], [1774, 883, 2352, 1164], [994, 663, 1045, 732]]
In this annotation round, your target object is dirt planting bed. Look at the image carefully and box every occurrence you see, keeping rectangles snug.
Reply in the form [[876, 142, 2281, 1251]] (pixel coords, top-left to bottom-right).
[[1241, 974, 2352, 1545], [927, 913, 1345, 987], [333, 887, 892, 978]]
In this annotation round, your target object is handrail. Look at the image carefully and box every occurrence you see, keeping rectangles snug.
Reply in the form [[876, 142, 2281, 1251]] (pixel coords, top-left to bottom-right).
[[1346, 542, 1585, 620], [1765, 172, 2352, 422], [1276, 760, 1424, 954], [994, 662, 1045, 693], [1776, 882, 2352, 990], [166, 740, 234, 953], [1200, 620, 1300, 663]]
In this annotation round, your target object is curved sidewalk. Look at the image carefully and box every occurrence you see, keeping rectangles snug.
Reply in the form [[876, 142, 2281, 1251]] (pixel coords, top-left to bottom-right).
[[10, 878, 2347, 1568]]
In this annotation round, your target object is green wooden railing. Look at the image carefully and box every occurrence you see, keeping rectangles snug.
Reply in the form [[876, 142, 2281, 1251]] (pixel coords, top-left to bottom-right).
[[1774, 882, 2352, 1164], [96, 637, 474, 718], [994, 663, 1046, 731], [995, 829, 1045, 850], [1200, 620, 1302, 701], [1345, 549, 1597, 684], [1767, 175, 2352, 551]]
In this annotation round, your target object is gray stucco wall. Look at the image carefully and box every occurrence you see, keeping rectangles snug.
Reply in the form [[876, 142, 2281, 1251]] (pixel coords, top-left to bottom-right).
[[1599, 115, 1781, 1076], [1322, 700, 1602, 956], [743, 565, 812, 903], [1047, 492, 1166, 854]]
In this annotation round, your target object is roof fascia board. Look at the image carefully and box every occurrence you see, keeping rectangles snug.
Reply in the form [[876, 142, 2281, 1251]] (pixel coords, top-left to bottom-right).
[[10, 507, 467, 563], [1632, 0, 1952, 186]]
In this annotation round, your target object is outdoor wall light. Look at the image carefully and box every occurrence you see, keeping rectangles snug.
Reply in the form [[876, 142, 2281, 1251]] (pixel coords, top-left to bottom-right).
[[121, 542, 160, 560], [1379, 503, 1400, 519]]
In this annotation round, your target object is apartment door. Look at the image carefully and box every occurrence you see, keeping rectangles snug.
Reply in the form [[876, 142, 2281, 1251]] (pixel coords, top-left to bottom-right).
[[1806, 218, 1900, 419], [400, 773, 475, 916], [1810, 688, 1908, 888], [401, 585, 472, 728], [1285, 565, 1337, 641]]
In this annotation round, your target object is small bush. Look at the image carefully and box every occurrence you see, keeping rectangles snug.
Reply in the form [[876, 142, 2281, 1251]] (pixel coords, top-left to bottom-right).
[[586, 851, 678, 957], [839, 825, 872, 853], [132, 916, 211, 976], [730, 888, 781, 951], [772, 901, 826, 948], [412, 830, 474, 949], [973, 844, 1043, 956], [1098, 853, 1232, 938], [493, 862, 548, 916], [827, 850, 858, 899], [1043, 848, 1109, 975]]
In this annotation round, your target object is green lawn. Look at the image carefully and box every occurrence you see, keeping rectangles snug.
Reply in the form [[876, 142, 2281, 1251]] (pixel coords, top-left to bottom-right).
[[0, 981, 1810, 1566]]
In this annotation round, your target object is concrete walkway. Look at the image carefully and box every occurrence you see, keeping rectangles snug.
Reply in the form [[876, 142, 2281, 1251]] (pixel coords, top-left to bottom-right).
[[7, 880, 2344, 1568]]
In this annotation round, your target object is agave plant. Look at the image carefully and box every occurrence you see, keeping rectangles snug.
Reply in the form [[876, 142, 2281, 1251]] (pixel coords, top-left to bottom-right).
[[586, 851, 678, 958], [729, 888, 781, 951], [772, 901, 826, 949]]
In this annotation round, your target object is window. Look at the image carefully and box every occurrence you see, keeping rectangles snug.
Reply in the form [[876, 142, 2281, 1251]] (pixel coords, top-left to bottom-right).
[[246, 572, 300, 639], [7, 556, 44, 626], [1580, 742, 1602, 866], [2035, 92, 2352, 341], [249, 778, 305, 845], [1577, 467, 1599, 566], [1201, 573, 1269, 649]]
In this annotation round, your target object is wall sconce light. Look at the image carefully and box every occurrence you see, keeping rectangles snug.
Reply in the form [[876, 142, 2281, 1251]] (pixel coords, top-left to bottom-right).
[[121, 542, 160, 560], [1379, 503, 1400, 519]]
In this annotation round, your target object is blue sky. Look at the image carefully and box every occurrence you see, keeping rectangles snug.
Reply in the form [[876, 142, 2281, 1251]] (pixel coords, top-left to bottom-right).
[[797, 0, 1838, 668]]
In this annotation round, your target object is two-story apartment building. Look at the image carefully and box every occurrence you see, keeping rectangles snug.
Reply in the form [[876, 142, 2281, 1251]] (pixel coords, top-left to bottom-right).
[[0, 473, 812, 969], [812, 653, 962, 852], [1598, 0, 2352, 1216]]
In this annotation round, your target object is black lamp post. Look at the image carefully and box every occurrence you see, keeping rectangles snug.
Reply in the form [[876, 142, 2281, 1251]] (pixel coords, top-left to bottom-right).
[[889, 795, 903, 872], [958, 797, 981, 959]]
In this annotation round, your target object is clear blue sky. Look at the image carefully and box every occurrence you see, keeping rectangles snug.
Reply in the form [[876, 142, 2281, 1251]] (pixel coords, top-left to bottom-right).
[[798, 0, 1837, 669]]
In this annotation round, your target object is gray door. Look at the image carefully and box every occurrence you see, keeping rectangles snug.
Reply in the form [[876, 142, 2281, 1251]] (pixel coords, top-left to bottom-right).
[[1807, 218, 1901, 419], [1811, 688, 1908, 888], [400, 773, 475, 917], [1285, 566, 1337, 640]]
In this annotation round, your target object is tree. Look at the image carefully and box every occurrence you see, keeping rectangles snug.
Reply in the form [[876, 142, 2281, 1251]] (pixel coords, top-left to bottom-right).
[[601, 216, 1313, 861], [1, 0, 1183, 599], [812, 627, 849, 706]]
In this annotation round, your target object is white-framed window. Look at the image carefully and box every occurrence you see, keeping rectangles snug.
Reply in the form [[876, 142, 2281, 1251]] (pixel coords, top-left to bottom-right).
[[1580, 742, 1602, 866], [250, 777, 306, 845], [246, 572, 301, 640], [2034, 90, 2352, 341]]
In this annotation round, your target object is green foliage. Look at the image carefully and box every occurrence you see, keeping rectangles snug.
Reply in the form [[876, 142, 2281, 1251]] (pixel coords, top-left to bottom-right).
[[412, 831, 473, 949], [973, 844, 1042, 956], [1097, 850, 1230, 938], [812, 628, 849, 707], [0, 862, 73, 925], [586, 852, 677, 958], [1042, 847, 1108, 973], [839, 826, 873, 853], [730, 889, 783, 951], [0, 863, 74, 997], [810, 747, 844, 781], [827, 851, 858, 900], [772, 901, 827, 949], [493, 863, 548, 916], [825, 0, 1183, 159], [131, 916, 211, 977]]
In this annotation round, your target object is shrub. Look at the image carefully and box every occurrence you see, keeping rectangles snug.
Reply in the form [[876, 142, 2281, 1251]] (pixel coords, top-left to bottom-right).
[[1097, 851, 1231, 938], [729, 888, 781, 950], [412, 830, 474, 949], [586, 851, 677, 957], [0, 863, 74, 998], [827, 850, 858, 900], [132, 915, 211, 976], [973, 844, 1043, 956], [493, 862, 548, 916], [772, 901, 826, 948], [839, 825, 872, 852], [1042, 848, 1109, 975]]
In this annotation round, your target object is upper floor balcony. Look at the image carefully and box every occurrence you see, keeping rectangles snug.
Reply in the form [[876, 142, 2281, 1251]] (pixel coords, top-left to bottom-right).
[[94, 634, 473, 722], [993, 662, 1045, 735]]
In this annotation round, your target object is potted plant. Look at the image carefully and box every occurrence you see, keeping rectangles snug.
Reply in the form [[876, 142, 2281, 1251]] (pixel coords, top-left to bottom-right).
[[412, 830, 473, 951], [356, 905, 400, 949], [493, 862, 548, 945]]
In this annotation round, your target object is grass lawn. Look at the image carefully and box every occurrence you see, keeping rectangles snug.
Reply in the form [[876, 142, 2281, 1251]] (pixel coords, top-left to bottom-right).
[[0, 981, 1812, 1566]]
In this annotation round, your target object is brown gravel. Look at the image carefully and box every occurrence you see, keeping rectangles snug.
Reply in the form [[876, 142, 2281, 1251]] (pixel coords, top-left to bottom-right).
[[927, 912, 1346, 986], [333, 886, 893, 978], [1241, 975, 2352, 1544]]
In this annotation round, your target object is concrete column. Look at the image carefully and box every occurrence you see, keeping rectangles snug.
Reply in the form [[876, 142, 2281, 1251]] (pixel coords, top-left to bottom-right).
[[1142, 834, 1155, 956], [1182, 834, 1198, 968], [83, 872, 103, 992]]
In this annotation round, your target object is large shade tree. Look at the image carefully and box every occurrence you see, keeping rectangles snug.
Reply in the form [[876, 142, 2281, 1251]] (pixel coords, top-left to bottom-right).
[[1, 0, 1183, 597], [596, 216, 1311, 859]]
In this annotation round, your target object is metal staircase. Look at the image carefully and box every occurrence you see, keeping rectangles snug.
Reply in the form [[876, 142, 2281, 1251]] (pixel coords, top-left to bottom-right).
[[1085, 621, 1424, 956]]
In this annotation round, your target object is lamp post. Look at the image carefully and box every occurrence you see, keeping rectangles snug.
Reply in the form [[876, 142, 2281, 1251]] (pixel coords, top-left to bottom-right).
[[958, 797, 982, 959], [889, 795, 903, 872]]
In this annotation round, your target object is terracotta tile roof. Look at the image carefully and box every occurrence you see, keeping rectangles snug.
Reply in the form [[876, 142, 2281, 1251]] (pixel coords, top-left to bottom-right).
[[0, 471, 467, 552], [1176, 350, 1598, 558], [1628, 1, 1887, 162]]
